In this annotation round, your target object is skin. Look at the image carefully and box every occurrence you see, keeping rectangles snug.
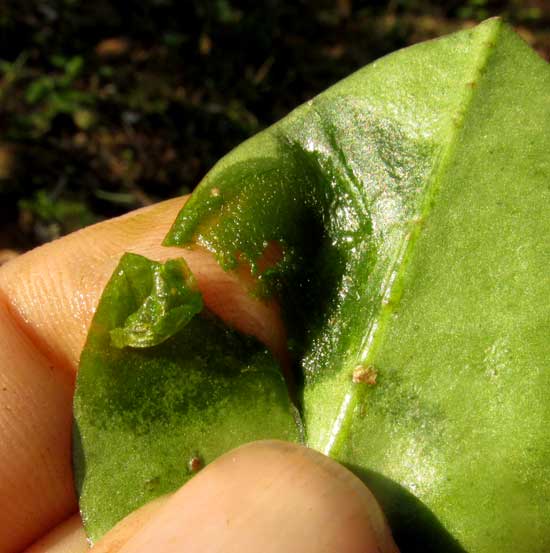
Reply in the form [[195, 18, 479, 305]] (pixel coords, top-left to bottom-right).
[[0, 197, 399, 553]]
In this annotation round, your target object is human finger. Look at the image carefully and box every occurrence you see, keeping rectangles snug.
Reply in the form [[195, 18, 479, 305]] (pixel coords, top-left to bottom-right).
[[93, 441, 399, 553], [0, 197, 287, 375], [23, 442, 400, 553], [22, 515, 88, 553], [0, 197, 288, 552]]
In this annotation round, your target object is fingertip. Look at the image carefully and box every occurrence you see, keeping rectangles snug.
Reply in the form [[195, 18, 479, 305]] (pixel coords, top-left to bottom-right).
[[92, 496, 169, 553], [0, 196, 288, 374], [103, 440, 399, 553], [22, 514, 89, 553]]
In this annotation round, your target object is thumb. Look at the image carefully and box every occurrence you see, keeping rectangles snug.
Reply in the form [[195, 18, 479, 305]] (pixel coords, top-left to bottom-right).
[[93, 441, 399, 553]]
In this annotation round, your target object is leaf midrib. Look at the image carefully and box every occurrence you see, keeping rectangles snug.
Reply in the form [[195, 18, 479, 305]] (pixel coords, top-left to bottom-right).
[[323, 18, 504, 458]]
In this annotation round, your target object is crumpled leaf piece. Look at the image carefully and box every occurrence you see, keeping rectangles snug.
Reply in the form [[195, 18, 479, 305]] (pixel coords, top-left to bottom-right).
[[109, 257, 202, 348], [74, 253, 301, 542]]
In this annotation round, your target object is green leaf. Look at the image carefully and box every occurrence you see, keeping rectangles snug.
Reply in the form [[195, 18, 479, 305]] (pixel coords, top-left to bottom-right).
[[64, 55, 84, 79], [75, 18, 550, 552], [74, 253, 301, 542], [25, 77, 53, 104], [164, 18, 550, 553]]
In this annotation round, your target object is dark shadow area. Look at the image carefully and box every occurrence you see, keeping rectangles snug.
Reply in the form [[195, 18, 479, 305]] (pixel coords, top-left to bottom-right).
[[345, 462, 467, 553], [1, 1, 549, 253]]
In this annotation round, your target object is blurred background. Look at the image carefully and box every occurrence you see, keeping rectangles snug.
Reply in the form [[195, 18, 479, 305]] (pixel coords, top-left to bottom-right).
[[1, 0, 549, 260]]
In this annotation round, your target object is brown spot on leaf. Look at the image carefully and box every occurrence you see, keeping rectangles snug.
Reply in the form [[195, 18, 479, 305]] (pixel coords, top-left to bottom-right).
[[352, 365, 377, 386], [189, 455, 203, 473]]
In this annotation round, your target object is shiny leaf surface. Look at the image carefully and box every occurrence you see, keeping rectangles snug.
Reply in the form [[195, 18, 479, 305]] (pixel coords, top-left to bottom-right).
[[166, 19, 550, 552]]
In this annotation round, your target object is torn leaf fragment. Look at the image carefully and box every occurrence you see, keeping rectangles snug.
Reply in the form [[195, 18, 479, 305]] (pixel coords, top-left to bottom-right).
[[110, 256, 203, 348], [73, 253, 300, 542]]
